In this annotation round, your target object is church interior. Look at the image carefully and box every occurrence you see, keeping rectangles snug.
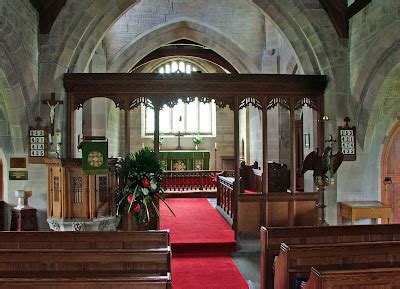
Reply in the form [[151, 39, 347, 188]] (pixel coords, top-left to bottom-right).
[[0, 0, 399, 288]]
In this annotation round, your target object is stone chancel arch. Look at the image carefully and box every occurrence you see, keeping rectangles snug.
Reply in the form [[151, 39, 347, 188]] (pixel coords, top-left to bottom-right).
[[107, 19, 260, 73]]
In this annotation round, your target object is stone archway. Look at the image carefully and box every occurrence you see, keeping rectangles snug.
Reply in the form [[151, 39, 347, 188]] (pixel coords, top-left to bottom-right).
[[355, 40, 400, 147], [0, 15, 37, 154], [107, 19, 260, 73]]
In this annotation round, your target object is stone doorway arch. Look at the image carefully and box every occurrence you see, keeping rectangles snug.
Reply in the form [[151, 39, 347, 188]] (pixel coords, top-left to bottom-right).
[[381, 122, 400, 223]]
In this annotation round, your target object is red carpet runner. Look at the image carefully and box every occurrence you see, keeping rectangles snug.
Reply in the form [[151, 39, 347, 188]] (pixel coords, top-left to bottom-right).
[[160, 198, 248, 289]]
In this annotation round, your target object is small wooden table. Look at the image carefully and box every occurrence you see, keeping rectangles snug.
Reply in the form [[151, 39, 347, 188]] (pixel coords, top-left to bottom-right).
[[338, 201, 392, 225], [10, 208, 38, 231]]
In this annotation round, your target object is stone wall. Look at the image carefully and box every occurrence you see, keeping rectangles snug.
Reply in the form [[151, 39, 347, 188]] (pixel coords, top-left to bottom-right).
[[333, 0, 400, 224], [104, 0, 266, 71]]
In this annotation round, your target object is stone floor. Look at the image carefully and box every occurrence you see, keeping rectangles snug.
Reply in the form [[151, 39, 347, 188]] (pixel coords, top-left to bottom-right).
[[208, 198, 260, 289]]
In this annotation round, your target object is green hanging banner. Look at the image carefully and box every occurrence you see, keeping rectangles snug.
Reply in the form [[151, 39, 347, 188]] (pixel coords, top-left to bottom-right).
[[81, 141, 108, 175]]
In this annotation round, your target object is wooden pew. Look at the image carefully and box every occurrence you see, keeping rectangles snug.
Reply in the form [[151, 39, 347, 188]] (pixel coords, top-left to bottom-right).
[[0, 230, 170, 249], [0, 273, 172, 289], [274, 241, 400, 289], [301, 266, 400, 289], [0, 248, 172, 289], [260, 225, 400, 289]]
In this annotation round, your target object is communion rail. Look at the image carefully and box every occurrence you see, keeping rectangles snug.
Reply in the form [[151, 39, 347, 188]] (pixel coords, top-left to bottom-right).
[[216, 171, 235, 218], [161, 170, 221, 192]]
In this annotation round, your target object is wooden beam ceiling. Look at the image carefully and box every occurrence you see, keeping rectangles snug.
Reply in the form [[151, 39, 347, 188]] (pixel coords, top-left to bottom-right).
[[319, 0, 372, 38], [30, 0, 67, 34]]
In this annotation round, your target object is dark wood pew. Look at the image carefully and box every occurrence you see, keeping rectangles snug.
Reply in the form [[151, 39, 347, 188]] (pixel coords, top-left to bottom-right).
[[274, 241, 400, 289], [260, 225, 400, 289], [0, 248, 172, 289], [0, 230, 170, 249], [301, 266, 400, 289], [0, 248, 171, 273], [0, 273, 172, 289]]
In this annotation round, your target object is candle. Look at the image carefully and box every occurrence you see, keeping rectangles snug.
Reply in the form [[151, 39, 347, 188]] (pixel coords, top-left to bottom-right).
[[56, 130, 61, 143], [214, 142, 218, 149], [142, 142, 145, 149], [48, 133, 52, 144]]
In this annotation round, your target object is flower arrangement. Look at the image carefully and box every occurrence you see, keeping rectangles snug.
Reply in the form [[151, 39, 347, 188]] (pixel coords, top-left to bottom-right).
[[116, 148, 174, 225], [192, 136, 203, 145], [192, 136, 203, 150]]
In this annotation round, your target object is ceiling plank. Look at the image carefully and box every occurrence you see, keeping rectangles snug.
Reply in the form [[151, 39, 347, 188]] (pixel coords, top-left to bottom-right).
[[319, 0, 348, 38], [30, 0, 67, 34], [348, 0, 372, 19]]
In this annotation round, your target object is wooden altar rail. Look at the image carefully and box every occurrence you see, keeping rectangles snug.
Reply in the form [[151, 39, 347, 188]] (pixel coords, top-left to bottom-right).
[[217, 174, 235, 220], [161, 170, 220, 192], [260, 225, 400, 289]]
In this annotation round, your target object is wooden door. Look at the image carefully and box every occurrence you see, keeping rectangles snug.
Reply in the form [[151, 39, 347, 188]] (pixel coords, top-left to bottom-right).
[[0, 159, 2, 201], [382, 122, 400, 223]]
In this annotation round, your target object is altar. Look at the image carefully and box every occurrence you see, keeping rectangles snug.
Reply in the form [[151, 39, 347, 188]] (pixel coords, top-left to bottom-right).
[[159, 150, 210, 171]]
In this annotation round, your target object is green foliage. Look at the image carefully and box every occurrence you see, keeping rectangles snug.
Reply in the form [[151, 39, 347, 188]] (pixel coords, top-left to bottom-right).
[[115, 148, 166, 223], [192, 136, 204, 145]]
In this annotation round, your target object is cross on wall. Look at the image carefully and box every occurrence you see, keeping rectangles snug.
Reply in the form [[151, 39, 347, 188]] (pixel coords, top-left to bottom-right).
[[42, 93, 63, 135]]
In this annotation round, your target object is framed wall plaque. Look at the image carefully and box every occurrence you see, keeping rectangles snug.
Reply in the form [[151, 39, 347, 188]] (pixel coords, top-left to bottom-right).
[[338, 117, 356, 161], [28, 117, 48, 164]]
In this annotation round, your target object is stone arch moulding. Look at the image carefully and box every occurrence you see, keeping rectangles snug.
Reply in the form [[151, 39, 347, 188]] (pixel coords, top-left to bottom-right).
[[49, 0, 142, 80], [107, 19, 260, 74], [355, 40, 400, 148], [251, 0, 337, 76]]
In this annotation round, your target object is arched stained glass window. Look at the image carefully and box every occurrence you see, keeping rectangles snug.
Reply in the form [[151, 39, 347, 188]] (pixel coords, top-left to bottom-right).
[[145, 59, 216, 136]]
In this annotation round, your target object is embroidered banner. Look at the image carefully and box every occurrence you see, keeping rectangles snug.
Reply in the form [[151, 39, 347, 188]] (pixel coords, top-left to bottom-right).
[[81, 141, 108, 175]]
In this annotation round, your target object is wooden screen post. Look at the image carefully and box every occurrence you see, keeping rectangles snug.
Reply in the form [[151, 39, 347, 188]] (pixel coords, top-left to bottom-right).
[[233, 96, 240, 237], [124, 99, 130, 155], [153, 97, 160, 155]]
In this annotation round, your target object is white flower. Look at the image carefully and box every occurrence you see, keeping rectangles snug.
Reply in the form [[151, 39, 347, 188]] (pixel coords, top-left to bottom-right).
[[150, 183, 157, 190], [142, 188, 149, 195]]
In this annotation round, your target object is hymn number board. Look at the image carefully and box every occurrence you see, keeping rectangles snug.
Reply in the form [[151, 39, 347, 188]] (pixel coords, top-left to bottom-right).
[[338, 117, 356, 161], [28, 122, 48, 163]]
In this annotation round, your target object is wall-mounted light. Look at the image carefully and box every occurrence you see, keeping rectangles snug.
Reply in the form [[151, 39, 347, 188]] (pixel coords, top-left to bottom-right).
[[304, 133, 311, 149], [322, 115, 330, 121]]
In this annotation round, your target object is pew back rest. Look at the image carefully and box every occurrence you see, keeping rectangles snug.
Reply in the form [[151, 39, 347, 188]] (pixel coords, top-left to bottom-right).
[[240, 162, 289, 193], [0, 248, 171, 274], [260, 225, 400, 289], [0, 273, 172, 289], [279, 241, 400, 267], [0, 230, 170, 249], [301, 266, 400, 289], [274, 241, 400, 289]]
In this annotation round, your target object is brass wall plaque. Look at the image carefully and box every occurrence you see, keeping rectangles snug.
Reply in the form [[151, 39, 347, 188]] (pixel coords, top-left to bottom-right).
[[10, 158, 27, 168], [9, 171, 28, 180]]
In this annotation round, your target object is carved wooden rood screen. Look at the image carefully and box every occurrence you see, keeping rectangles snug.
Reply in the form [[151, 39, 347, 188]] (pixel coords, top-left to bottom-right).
[[63, 73, 327, 235]]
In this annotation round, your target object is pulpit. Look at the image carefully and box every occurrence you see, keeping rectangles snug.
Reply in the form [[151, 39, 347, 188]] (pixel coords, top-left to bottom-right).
[[45, 158, 118, 231]]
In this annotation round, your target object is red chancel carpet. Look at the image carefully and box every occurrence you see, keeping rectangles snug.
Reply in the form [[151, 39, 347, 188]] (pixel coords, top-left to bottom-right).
[[160, 198, 248, 289]]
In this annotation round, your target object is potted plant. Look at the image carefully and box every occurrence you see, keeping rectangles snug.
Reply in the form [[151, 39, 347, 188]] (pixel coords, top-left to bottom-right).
[[192, 136, 203, 150], [116, 148, 174, 230]]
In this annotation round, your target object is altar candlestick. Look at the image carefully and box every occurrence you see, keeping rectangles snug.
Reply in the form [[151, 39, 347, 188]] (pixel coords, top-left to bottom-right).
[[56, 130, 61, 143]]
